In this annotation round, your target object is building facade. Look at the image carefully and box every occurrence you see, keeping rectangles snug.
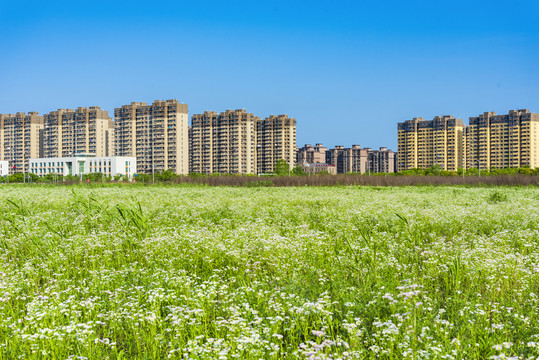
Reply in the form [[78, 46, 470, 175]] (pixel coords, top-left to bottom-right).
[[0, 112, 44, 174], [190, 109, 258, 174], [296, 143, 327, 165], [326, 145, 368, 174], [397, 115, 465, 172], [43, 107, 113, 159], [367, 147, 395, 173], [115, 100, 189, 175], [302, 162, 337, 175], [466, 109, 539, 170], [256, 115, 296, 173], [29, 155, 136, 178]]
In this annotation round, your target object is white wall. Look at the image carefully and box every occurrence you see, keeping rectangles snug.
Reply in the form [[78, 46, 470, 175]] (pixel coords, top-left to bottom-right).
[[0, 161, 8, 176]]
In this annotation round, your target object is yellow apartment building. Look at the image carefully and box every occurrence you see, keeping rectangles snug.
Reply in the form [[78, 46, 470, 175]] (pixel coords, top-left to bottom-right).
[[114, 100, 189, 175], [256, 115, 296, 173], [43, 106, 113, 158], [0, 112, 43, 174], [397, 115, 465, 171], [190, 109, 257, 175], [466, 109, 539, 170]]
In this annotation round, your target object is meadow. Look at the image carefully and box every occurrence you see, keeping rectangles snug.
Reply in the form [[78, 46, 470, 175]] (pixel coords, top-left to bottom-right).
[[0, 185, 538, 359]]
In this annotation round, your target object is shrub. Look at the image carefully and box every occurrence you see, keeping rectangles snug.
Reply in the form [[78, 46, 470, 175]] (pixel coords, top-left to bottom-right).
[[488, 190, 508, 203]]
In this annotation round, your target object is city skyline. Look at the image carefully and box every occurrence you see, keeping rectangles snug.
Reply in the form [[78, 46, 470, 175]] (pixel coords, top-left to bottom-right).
[[3, 101, 536, 152], [1, 0, 538, 150], [2, 103, 537, 176]]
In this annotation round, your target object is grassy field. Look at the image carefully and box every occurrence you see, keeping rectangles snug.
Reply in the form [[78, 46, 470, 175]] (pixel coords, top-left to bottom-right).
[[0, 185, 538, 359]]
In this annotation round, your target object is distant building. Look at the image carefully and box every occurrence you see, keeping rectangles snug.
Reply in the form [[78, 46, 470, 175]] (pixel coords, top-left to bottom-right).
[[367, 147, 395, 173], [29, 154, 136, 178], [43, 107, 113, 159], [302, 162, 337, 175], [190, 109, 258, 175], [257, 115, 296, 173], [0, 160, 8, 176], [466, 109, 539, 170], [397, 115, 465, 172], [115, 100, 189, 175], [326, 145, 368, 174], [297, 143, 327, 165], [0, 112, 44, 174]]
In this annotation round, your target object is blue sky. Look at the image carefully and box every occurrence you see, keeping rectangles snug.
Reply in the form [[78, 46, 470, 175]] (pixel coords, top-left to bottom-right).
[[1, 0, 538, 150]]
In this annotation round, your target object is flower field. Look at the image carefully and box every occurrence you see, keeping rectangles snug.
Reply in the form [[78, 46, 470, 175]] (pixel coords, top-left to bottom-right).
[[1, 185, 538, 359]]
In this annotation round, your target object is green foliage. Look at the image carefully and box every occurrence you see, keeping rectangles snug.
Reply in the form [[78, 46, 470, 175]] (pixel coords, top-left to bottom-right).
[[397, 167, 426, 176], [155, 170, 177, 181], [292, 164, 306, 176], [243, 180, 274, 187], [0, 186, 538, 358], [425, 164, 442, 175], [134, 173, 152, 183], [395, 166, 539, 177], [488, 190, 509, 203], [274, 159, 290, 176]]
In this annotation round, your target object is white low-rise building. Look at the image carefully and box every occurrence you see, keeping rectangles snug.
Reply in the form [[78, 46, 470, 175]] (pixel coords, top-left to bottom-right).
[[0, 161, 8, 176], [29, 155, 136, 178]]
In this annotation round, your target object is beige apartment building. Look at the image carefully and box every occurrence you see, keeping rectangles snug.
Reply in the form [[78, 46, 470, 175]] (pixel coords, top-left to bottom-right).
[[0, 112, 43, 174], [397, 115, 465, 171], [256, 115, 296, 173], [326, 145, 369, 174], [190, 109, 257, 174], [296, 143, 327, 165], [466, 109, 539, 170], [43, 107, 113, 159], [367, 147, 396, 173], [115, 100, 189, 175]]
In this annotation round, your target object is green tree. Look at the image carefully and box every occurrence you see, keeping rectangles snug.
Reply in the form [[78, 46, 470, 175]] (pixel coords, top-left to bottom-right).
[[291, 164, 305, 176], [425, 164, 442, 175], [274, 159, 290, 176], [156, 170, 178, 181]]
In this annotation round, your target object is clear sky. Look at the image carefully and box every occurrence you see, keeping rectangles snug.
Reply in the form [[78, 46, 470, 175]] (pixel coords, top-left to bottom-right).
[[1, 0, 538, 150]]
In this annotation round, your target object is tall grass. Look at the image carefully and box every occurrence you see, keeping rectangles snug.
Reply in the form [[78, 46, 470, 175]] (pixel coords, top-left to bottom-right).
[[5, 174, 539, 188], [154, 174, 539, 187], [0, 186, 538, 359]]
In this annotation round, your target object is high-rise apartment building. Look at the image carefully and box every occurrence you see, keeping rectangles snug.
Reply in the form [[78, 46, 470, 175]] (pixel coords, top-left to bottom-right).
[[367, 147, 395, 173], [43, 107, 113, 158], [115, 100, 189, 175], [0, 112, 44, 174], [397, 115, 465, 171], [256, 115, 296, 173], [326, 145, 368, 174], [466, 109, 539, 170], [296, 143, 327, 165], [190, 109, 257, 174]]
